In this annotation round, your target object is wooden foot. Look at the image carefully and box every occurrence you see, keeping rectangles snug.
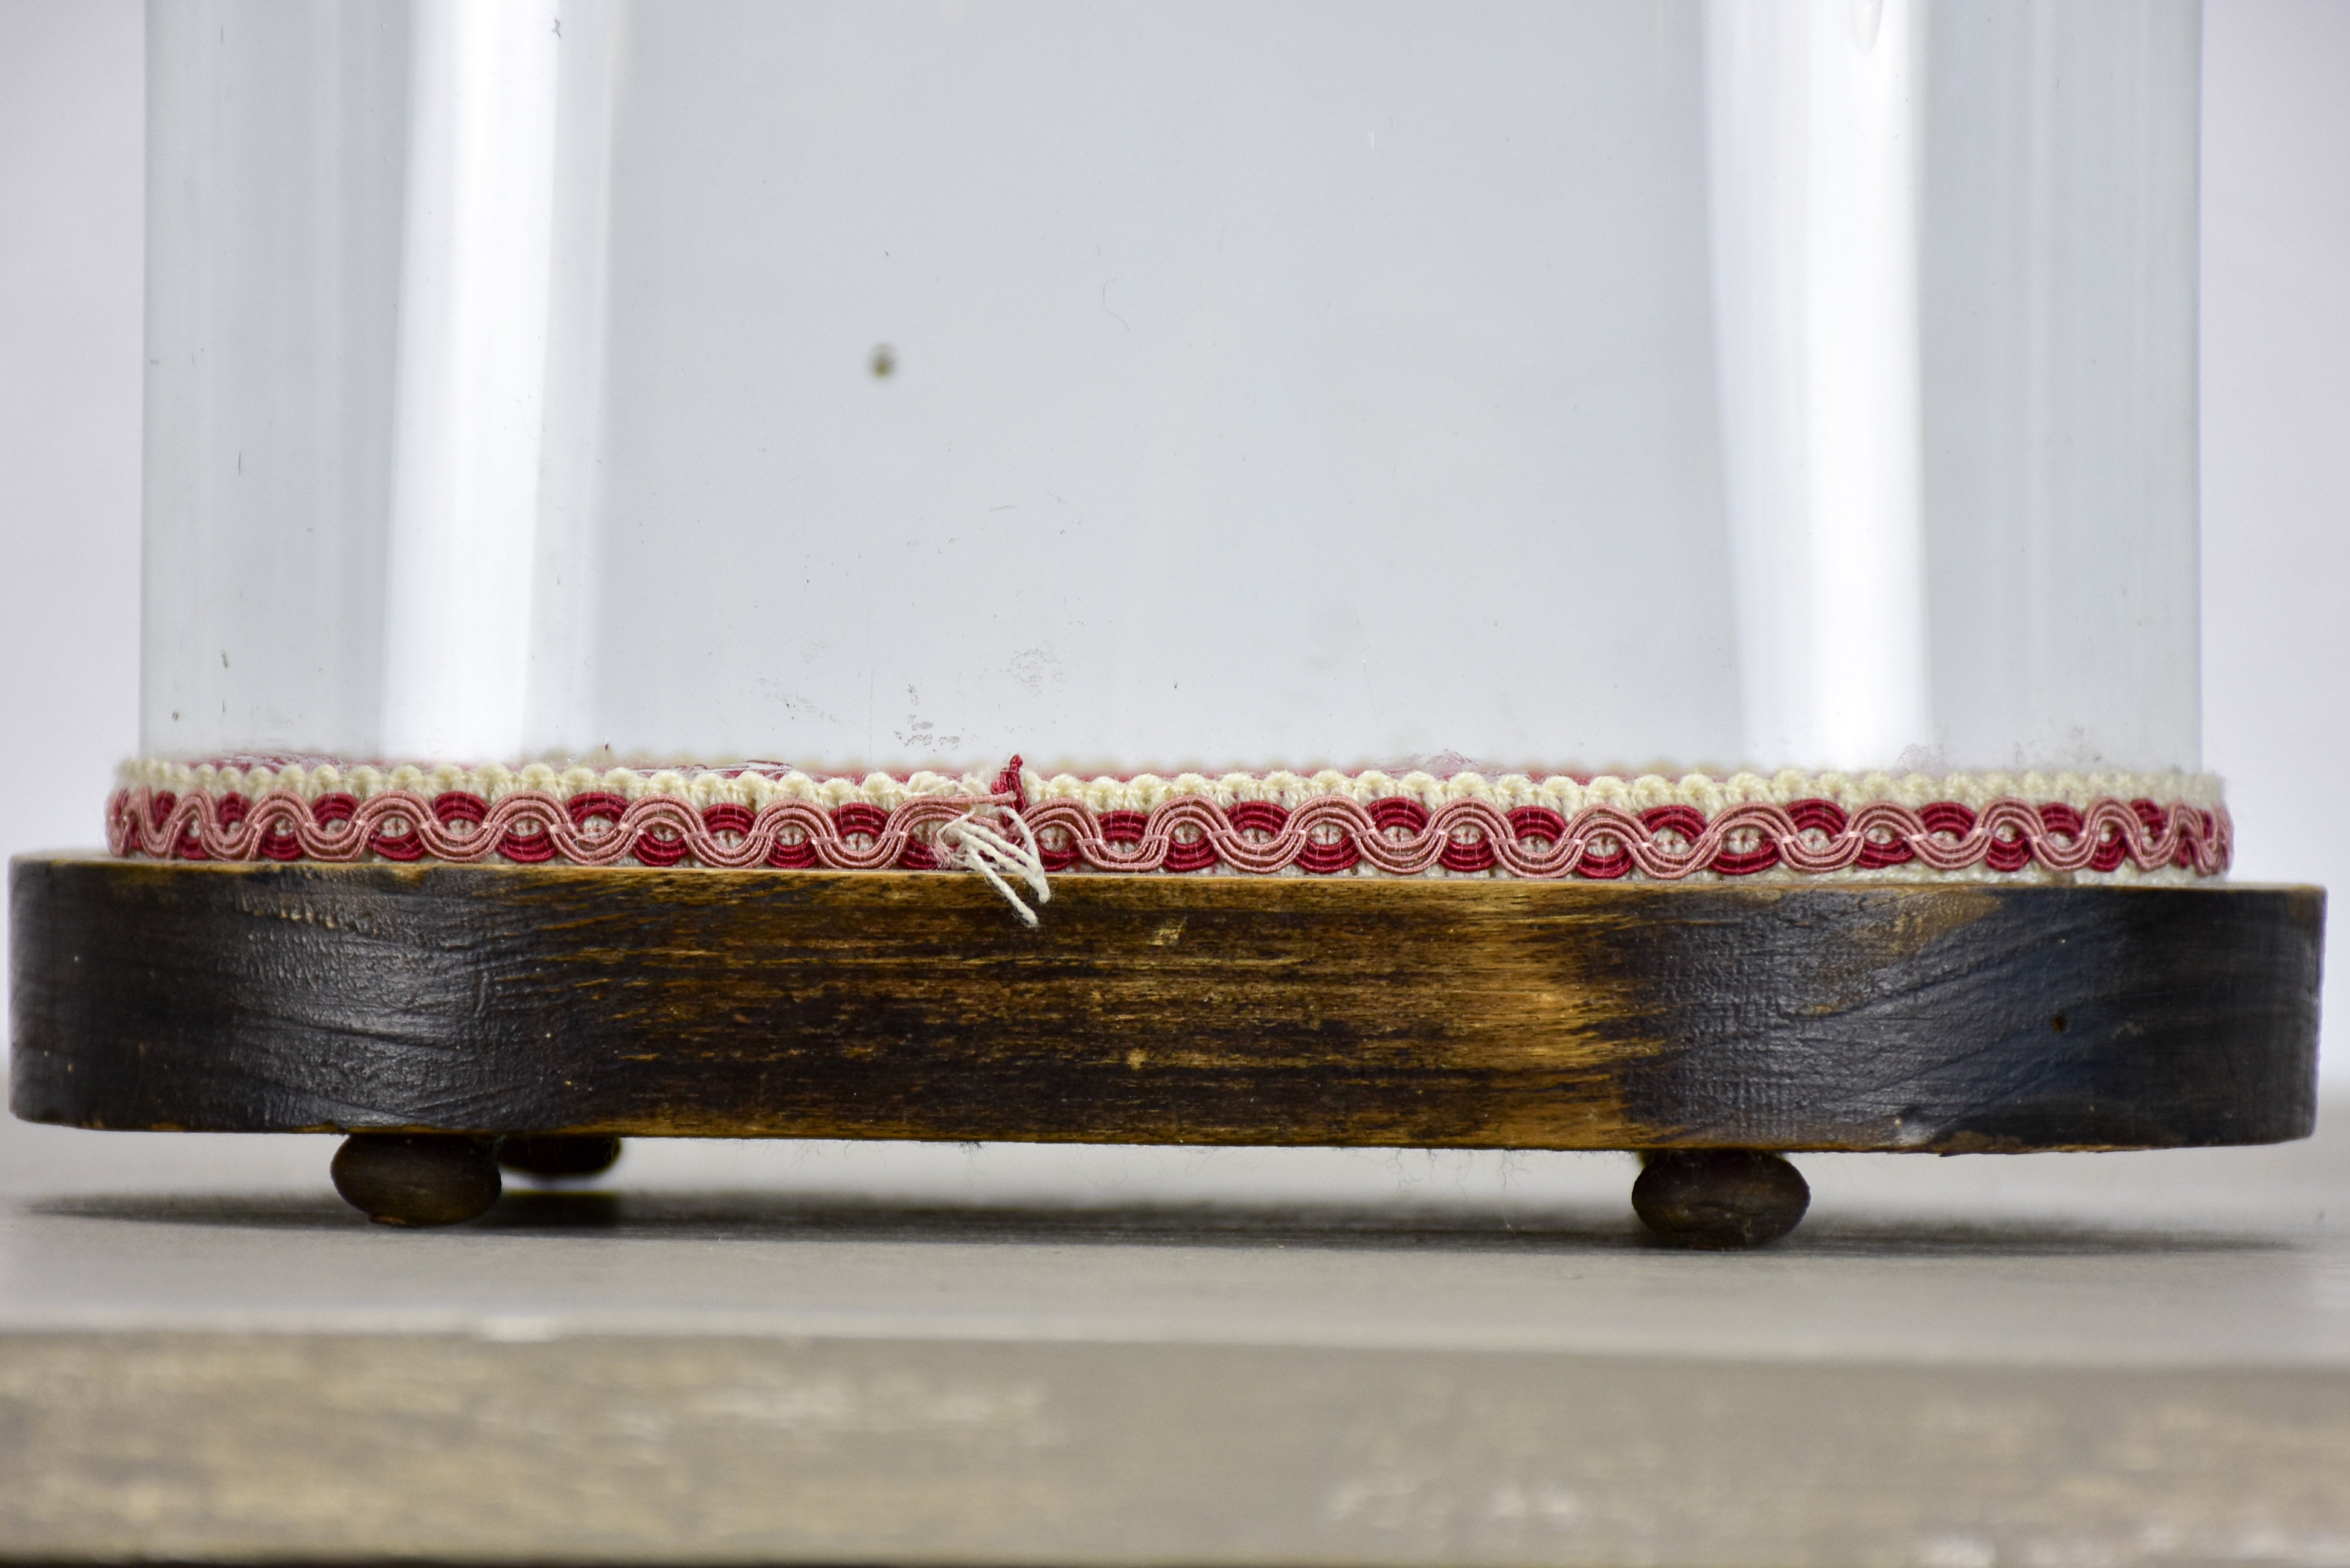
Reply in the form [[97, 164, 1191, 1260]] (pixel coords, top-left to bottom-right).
[[498, 1135, 623, 1182], [330, 1134, 501, 1227], [1632, 1150, 1810, 1248]]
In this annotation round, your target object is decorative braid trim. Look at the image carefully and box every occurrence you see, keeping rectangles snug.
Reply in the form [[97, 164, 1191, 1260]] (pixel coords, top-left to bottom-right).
[[109, 757, 2229, 882]]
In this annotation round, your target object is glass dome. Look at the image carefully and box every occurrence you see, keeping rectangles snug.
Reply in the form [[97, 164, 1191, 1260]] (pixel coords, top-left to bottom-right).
[[140, 0, 2202, 782]]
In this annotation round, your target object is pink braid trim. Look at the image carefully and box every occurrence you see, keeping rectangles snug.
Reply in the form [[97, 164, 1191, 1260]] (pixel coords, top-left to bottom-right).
[[108, 779, 2229, 881]]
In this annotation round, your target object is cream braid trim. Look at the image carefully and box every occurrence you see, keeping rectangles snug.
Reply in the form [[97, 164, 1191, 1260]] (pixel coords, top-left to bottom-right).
[[110, 756, 2229, 885]]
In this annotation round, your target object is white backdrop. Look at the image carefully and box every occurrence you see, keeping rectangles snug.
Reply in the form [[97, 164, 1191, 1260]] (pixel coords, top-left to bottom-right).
[[4, 0, 2346, 1079]]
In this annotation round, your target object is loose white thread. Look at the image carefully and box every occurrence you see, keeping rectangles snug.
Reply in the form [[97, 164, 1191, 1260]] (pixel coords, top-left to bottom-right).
[[936, 805, 1052, 928]]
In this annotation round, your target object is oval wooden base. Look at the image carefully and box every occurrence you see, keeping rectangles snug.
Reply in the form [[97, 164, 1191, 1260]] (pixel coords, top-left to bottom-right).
[[8, 856, 2321, 1159]]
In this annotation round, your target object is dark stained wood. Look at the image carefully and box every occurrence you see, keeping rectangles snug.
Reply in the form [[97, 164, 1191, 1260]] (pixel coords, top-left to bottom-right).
[[329, 1134, 501, 1227], [1632, 1151, 1811, 1248], [498, 1134, 623, 1181], [8, 854, 2323, 1152]]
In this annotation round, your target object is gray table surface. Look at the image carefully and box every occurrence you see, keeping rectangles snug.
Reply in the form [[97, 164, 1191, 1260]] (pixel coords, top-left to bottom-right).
[[4, 1104, 2348, 1566]]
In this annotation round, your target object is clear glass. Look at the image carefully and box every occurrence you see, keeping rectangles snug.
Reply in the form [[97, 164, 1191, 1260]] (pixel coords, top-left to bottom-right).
[[142, 0, 2202, 776]]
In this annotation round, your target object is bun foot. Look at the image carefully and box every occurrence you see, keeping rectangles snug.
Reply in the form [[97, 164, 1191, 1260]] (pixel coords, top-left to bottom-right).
[[331, 1134, 502, 1227], [1632, 1149, 1809, 1249], [499, 1134, 623, 1183]]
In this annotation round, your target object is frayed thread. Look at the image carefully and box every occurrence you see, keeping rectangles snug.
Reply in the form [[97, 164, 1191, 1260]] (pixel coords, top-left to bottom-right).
[[937, 803, 1051, 927]]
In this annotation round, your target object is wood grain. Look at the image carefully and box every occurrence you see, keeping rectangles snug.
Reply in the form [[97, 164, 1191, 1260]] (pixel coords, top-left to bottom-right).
[[8, 855, 2323, 1152]]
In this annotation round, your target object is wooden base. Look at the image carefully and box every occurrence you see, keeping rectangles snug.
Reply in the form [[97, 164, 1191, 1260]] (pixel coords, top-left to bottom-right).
[[7, 855, 2325, 1240]]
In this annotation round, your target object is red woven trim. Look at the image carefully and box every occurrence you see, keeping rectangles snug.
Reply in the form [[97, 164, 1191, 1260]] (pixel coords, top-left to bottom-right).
[[107, 786, 2229, 879], [107, 785, 1000, 872]]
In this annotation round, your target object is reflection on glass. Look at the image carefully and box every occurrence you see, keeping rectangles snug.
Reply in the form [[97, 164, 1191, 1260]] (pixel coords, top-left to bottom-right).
[[141, 0, 2202, 776]]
